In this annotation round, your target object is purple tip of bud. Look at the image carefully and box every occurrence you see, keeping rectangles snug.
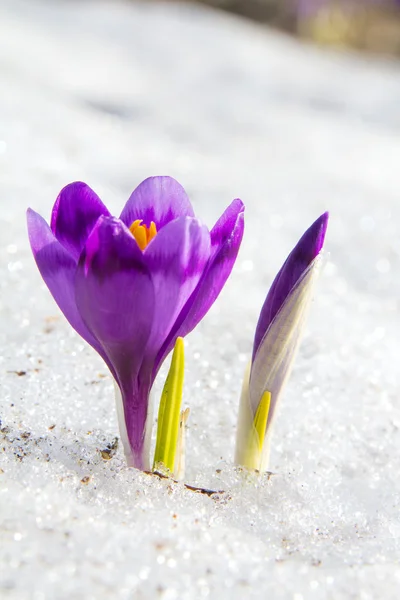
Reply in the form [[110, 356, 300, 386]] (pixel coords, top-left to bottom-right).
[[252, 211, 329, 362], [311, 211, 329, 256]]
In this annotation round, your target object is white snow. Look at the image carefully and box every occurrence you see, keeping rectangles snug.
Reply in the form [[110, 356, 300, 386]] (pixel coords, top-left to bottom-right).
[[1, 1, 400, 598]]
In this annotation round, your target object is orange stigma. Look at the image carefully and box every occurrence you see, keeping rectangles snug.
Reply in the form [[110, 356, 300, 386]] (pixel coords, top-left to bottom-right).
[[129, 219, 157, 251]]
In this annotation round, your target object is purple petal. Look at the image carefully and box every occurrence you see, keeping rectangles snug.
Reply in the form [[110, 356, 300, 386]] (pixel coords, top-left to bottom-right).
[[143, 216, 211, 369], [155, 199, 245, 370], [252, 211, 328, 362], [26, 208, 108, 361], [119, 176, 195, 230], [75, 216, 155, 388], [51, 181, 110, 261]]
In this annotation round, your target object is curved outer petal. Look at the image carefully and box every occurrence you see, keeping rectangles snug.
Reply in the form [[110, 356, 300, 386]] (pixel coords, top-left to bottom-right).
[[252, 212, 328, 361], [119, 176, 195, 230], [75, 216, 156, 468], [155, 199, 245, 371], [75, 216, 155, 384], [26, 208, 107, 361], [51, 181, 110, 261], [143, 216, 210, 369], [249, 255, 323, 436]]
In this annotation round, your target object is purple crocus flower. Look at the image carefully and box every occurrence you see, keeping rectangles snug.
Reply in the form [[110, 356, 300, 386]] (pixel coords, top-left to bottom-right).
[[235, 212, 328, 472], [27, 176, 244, 470]]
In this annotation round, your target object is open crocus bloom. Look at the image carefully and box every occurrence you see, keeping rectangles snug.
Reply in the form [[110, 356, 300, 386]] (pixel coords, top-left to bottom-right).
[[235, 212, 328, 473], [27, 176, 244, 470]]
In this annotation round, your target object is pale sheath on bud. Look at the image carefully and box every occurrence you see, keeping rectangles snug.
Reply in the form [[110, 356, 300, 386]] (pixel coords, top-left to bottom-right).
[[235, 213, 329, 473]]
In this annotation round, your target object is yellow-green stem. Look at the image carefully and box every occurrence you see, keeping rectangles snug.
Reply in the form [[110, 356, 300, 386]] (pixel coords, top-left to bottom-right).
[[153, 337, 185, 474]]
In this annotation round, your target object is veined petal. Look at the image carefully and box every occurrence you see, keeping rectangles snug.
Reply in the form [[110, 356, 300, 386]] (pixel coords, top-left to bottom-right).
[[156, 199, 244, 368], [210, 198, 245, 253], [120, 176, 195, 230], [75, 216, 156, 470], [26, 208, 106, 360], [250, 255, 323, 444], [50, 182, 110, 261], [253, 212, 328, 361], [143, 216, 210, 371], [75, 216, 155, 386]]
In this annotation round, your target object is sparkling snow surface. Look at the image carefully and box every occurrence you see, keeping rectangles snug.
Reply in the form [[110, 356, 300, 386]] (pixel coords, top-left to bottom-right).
[[1, 1, 400, 598]]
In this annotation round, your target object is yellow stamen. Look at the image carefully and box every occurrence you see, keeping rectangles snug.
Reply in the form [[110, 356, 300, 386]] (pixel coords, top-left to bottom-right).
[[129, 219, 157, 250], [148, 221, 157, 244]]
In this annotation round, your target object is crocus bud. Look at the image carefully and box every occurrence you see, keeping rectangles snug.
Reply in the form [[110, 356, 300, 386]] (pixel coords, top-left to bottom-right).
[[235, 213, 329, 472]]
